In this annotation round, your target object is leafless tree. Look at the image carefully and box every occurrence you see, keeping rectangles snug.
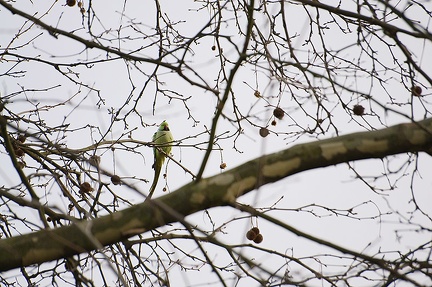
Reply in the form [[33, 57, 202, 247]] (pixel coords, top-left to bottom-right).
[[0, 0, 431, 286]]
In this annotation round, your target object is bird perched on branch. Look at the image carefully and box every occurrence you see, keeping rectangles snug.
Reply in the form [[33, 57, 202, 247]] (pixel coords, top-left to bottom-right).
[[147, 120, 173, 200]]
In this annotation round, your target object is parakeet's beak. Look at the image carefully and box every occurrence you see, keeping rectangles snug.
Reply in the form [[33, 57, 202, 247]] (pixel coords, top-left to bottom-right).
[[163, 125, 170, 131]]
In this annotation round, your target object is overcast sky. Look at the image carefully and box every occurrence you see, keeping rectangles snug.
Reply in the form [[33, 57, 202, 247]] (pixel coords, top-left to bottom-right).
[[1, 1, 431, 286]]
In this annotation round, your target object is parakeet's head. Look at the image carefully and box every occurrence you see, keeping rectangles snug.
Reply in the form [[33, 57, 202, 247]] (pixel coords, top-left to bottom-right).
[[159, 120, 170, 131]]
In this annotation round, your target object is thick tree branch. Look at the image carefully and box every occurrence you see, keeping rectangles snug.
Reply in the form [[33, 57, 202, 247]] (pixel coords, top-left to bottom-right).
[[0, 118, 431, 271]]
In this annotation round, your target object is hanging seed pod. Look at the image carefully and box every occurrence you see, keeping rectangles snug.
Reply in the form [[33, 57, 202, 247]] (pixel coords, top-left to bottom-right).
[[412, 85, 422, 97], [111, 175, 121, 185], [14, 148, 24, 157], [89, 155, 101, 166], [353, 104, 365, 116], [246, 229, 258, 241], [251, 227, 260, 234], [259, 127, 269, 137], [273, 107, 284, 120], [79, 182, 93, 194], [253, 233, 264, 244]]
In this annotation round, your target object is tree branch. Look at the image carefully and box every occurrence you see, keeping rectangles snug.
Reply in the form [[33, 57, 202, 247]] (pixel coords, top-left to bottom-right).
[[0, 117, 431, 271]]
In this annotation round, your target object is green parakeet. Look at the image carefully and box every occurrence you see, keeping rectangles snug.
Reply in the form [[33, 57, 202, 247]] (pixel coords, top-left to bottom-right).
[[148, 120, 173, 200]]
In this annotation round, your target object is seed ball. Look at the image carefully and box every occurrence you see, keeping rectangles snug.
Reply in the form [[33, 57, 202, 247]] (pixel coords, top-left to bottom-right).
[[273, 107, 284, 120], [79, 182, 93, 194], [47, 217, 52, 222], [211, 45, 216, 51], [68, 203, 74, 210], [89, 155, 100, 166], [18, 135, 26, 143], [14, 148, 24, 157], [253, 233, 263, 244], [254, 90, 261, 98], [412, 85, 422, 97], [251, 227, 260, 234], [271, 120, 277, 126], [66, 0, 76, 6], [259, 127, 269, 137], [353, 104, 365, 116], [220, 162, 227, 169], [246, 229, 257, 240], [111, 175, 121, 185]]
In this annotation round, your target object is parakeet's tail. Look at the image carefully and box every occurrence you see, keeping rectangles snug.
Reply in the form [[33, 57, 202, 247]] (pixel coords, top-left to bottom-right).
[[147, 164, 162, 201]]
